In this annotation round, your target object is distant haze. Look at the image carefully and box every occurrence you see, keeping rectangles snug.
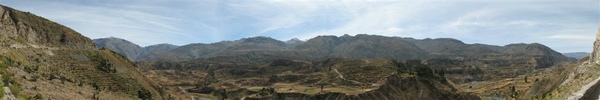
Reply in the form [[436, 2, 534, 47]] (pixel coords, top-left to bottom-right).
[[563, 52, 591, 60], [2, 0, 598, 52]]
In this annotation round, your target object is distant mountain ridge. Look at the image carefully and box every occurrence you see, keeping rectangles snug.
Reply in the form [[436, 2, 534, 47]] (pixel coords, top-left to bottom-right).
[[93, 37, 178, 61], [93, 37, 143, 60], [562, 52, 590, 60], [95, 34, 571, 68]]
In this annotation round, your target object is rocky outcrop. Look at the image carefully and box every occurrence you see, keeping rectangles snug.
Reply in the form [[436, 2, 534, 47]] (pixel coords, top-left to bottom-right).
[[0, 6, 95, 50], [563, 52, 590, 60], [590, 27, 600, 63]]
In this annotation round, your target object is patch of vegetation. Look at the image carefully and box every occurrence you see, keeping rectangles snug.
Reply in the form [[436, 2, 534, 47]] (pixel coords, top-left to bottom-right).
[[24, 65, 38, 73], [32, 93, 42, 100], [395, 60, 441, 78], [343, 87, 356, 92], [6, 76, 22, 99], [304, 88, 317, 94], [0, 56, 17, 98], [90, 51, 117, 73], [138, 88, 152, 100]]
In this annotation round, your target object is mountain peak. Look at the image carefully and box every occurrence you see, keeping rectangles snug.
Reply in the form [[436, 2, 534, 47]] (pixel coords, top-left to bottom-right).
[[286, 38, 303, 43], [93, 37, 143, 61], [239, 36, 282, 43]]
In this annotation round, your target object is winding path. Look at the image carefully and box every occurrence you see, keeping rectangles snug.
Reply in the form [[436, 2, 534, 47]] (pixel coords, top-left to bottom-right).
[[332, 68, 364, 84]]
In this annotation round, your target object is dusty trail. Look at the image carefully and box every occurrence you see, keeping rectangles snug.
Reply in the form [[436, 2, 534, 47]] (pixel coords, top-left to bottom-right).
[[333, 68, 364, 84]]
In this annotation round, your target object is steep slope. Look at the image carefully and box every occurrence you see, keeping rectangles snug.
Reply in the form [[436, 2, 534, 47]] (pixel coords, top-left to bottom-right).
[[0, 5, 164, 99], [0, 6, 95, 50], [573, 27, 600, 100], [487, 27, 600, 99], [591, 28, 600, 62], [93, 37, 143, 61], [501, 43, 572, 68]]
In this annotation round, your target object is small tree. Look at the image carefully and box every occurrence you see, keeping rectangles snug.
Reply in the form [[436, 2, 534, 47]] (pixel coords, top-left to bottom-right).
[[138, 88, 152, 100], [33, 93, 43, 100], [268, 75, 278, 82]]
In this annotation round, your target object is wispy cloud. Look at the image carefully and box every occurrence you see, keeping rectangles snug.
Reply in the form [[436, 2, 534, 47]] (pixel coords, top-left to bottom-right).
[[546, 34, 594, 40], [1, 0, 598, 52]]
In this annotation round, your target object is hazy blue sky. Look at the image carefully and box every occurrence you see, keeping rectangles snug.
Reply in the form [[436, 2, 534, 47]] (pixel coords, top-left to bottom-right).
[[1, 0, 598, 52]]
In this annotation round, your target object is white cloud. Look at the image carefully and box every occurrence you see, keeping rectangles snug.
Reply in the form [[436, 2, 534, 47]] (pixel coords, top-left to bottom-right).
[[545, 34, 594, 40], [2, 0, 598, 52], [294, 1, 415, 39], [259, 15, 304, 33]]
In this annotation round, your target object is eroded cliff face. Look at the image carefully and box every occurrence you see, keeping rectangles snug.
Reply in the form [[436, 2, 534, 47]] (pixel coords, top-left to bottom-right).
[[0, 6, 95, 50], [590, 27, 600, 63], [0, 5, 164, 99]]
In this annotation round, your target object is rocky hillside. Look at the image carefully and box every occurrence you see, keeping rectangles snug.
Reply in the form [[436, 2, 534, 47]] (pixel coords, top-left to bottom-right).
[[0, 5, 165, 99], [485, 27, 600, 99], [0, 6, 95, 50]]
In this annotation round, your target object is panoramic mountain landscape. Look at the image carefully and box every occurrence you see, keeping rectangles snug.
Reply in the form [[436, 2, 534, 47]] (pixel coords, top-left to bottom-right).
[[0, 0, 599, 100]]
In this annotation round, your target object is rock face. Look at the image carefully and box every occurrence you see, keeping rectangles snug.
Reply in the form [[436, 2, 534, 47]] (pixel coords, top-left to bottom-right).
[[0, 5, 164, 99], [0, 6, 96, 50], [591, 27, 600, 62]]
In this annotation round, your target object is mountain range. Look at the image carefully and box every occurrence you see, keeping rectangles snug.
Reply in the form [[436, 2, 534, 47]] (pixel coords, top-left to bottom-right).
[[0, 4, 595, 100], [95, 34, 573, 68]]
